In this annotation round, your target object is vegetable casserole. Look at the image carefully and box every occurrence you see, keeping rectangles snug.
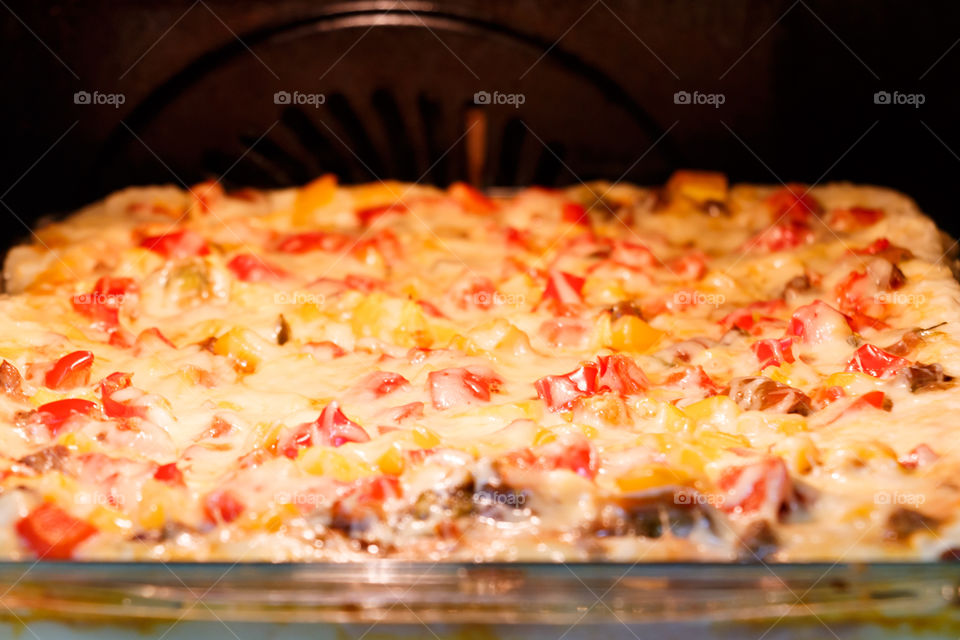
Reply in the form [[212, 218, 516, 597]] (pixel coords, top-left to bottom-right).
[[1, 172, 958, 562]]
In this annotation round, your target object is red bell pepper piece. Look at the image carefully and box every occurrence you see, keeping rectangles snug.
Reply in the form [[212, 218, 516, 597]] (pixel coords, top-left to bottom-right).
[[45, 351, 94, 389], [16, 503, 97, 559]]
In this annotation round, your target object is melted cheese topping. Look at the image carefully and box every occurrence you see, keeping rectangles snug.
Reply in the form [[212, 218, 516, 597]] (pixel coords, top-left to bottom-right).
[[0, 175, 959, 562]]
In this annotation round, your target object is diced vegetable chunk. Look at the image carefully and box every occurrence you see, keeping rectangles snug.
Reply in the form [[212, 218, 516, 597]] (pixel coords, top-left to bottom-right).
[[717, 457, 792, 519], [16, 503, 97, 559], [37, 398, 97, 433], [139, 229, 209, 259], [845, 344, 909, 378], [428, 367, 503, 410], [45, 351, 94, 389]]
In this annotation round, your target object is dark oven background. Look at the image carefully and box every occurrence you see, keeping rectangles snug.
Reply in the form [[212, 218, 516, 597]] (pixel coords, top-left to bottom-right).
[[1, 0, 958, 253]]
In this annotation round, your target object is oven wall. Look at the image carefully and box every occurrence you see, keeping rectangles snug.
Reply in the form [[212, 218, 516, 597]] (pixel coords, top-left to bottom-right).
[[0, 0, 957, 248]]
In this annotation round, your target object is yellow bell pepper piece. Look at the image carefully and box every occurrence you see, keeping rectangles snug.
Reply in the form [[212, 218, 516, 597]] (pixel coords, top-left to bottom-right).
[[683, 395, 741, 429], [412, 426, 442, 448], [376, 445, 406, 476], [300, 448, 376, 482], [212, 327, 266, 373], [666, 170, 728, 205], [89, 505, 133, 534], [293, 174, 337, 226], [695, 430, 750, 451], [394, 300, 432, 348], [533, 427, 557, 446], [632, 398, 692, 433], [598, 313, 664, 353], [824, 371, 879, 395], [616, 464, 693, 493], [239, 503, 300, 533], [350, 181, 408, 211]]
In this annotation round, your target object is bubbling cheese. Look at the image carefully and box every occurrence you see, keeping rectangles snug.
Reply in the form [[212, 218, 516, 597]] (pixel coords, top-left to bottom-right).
[[0, 175, 958, 562]]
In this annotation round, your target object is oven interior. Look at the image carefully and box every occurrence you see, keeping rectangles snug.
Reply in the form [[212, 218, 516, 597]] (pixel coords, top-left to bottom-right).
[[1, 0, 958, 254]]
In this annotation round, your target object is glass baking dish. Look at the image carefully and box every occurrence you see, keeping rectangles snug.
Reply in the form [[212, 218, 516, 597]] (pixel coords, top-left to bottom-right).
[[1, 561, 958, 639], [3, 188, 958, 638]]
